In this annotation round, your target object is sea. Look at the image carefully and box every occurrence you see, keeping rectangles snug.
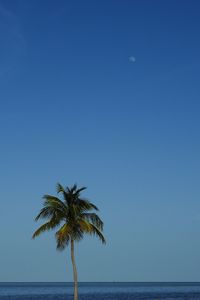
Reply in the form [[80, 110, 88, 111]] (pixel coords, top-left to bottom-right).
[[1, 282, 200, 300]]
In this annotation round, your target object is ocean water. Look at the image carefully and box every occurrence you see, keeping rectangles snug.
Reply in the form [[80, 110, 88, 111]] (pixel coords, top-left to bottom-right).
[[1, 282, 200, 300]]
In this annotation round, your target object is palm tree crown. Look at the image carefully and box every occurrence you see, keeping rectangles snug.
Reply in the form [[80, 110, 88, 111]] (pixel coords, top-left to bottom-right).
[[32, 183, 106, 249]]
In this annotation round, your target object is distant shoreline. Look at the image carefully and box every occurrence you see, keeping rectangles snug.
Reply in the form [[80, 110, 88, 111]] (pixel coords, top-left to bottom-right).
[[1, 282, 200, 285]]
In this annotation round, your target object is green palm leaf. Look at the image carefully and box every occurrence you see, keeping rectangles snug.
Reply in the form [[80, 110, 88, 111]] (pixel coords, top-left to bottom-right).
[[32, 217, 60, 239], [81, 213, 103, 230]]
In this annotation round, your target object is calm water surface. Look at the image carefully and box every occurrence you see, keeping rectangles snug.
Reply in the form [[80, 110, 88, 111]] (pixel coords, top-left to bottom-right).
[[1, 282, 200, 300]]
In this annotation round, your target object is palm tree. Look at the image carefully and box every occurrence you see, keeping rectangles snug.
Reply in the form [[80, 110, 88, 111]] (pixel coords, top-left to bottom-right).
[[32, 183, 105, 300]]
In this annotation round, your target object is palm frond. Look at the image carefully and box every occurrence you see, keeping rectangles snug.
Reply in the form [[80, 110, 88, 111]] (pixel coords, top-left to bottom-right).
[[55, 224, 71, 250], [78, 219, 93, 232], [56, 183, 72, 206], [70, 184, 77, 193], [75, 186, 87, 196], [76, 199, 99, 212], [80, 199, 98, 211], [56, 183, 65, 194], [32, 217, 60, 239], [77, 219, 105, 244], [78, 219, 106, 244], [88, 223, 106, 244], [43, 195, 68, 214], [35, 206, 59, 221], [81, 213, 103, 231]]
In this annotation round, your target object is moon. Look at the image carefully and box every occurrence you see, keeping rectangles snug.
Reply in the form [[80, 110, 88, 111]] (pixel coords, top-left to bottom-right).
[[129, 56, 136, 63]]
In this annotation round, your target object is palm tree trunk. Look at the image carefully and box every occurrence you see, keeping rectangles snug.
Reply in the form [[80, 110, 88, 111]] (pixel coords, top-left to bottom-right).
[[71, 239, 78, 300]]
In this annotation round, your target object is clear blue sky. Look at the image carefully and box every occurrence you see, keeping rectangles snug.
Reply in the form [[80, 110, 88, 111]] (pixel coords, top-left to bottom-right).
[[0, 0, 200, 282]]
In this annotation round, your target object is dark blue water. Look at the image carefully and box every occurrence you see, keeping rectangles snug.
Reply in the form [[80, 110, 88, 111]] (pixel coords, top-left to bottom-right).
[[1, 282, 200, 300]]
